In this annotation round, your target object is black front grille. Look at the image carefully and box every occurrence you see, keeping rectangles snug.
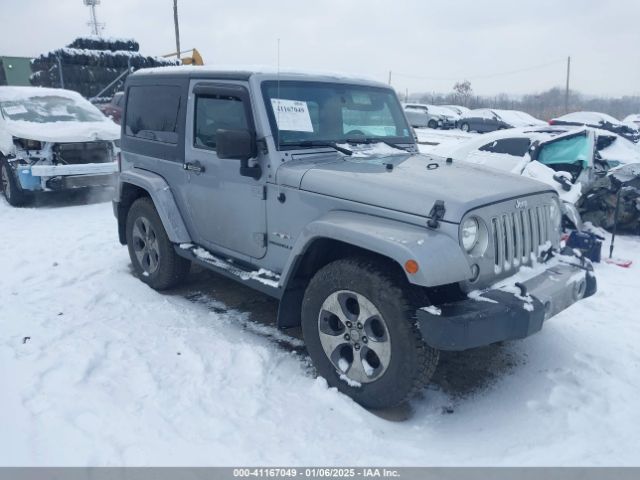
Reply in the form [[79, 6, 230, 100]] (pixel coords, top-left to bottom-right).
[[54, 142, 112, 165]]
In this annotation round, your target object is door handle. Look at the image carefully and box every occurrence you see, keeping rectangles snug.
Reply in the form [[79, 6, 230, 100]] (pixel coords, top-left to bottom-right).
[[184, 161, 205, 174]]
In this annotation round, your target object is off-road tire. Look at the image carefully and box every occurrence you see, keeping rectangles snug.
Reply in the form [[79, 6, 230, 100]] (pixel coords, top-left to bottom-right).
[[301, 257, 439, 409], [0, 159, 29, 207], [126, 197, 190, 290]]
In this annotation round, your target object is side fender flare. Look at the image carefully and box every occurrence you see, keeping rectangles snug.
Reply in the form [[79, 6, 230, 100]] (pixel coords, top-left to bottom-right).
[[281, 211, 471, 289], [118, 169, 192, 244]]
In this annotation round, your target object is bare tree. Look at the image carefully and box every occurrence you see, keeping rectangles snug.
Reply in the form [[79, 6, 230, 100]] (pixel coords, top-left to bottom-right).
[[453, 80, 473, 107], [410, 84, 640, 121]]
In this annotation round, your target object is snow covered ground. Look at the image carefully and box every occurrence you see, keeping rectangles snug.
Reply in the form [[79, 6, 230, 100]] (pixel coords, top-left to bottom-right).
[[1, 192, 640, 466]]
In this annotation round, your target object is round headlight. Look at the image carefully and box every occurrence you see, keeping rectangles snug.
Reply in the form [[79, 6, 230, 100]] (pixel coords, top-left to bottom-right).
[[461, 217, 479, 252]]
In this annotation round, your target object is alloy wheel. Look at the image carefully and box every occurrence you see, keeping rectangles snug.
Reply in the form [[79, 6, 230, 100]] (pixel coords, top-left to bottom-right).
[[131, 216, 160, 275], [317, 290, 392, 384]]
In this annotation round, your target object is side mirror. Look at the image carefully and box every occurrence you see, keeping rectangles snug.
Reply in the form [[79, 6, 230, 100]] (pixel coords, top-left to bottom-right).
[[553, 173, 573, 192], [216, 128, 256, 160], [215, 128, 262, 180]]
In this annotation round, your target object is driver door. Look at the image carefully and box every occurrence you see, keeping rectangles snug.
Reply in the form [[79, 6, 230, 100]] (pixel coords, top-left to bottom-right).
[[181, 81, 267, 259]]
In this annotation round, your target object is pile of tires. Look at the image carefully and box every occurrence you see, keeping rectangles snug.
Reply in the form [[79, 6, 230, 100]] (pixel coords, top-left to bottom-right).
[[68, 36, 139, 52], [30, 37, 179, 98]]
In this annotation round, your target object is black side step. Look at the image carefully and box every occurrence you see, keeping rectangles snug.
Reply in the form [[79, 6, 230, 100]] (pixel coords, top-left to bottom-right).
[[174, 245, 283, 299]]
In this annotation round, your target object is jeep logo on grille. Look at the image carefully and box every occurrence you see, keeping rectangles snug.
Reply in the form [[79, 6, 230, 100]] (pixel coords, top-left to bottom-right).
[[515, 199, 528, 209]]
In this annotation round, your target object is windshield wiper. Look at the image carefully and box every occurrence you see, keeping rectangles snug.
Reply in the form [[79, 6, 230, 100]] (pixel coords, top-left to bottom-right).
[[282, 141, 353, 156], [345, 138, 410, 152]]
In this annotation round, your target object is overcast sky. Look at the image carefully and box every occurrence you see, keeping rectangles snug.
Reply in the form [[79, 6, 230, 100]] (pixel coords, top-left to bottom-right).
[[2, 0, 639, 97]]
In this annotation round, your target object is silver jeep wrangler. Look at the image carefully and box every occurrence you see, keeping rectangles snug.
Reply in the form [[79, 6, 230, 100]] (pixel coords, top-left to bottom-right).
[[113, 67, 596, 409]]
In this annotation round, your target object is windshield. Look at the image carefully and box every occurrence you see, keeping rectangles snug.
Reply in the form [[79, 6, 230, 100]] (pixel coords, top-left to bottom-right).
[[0, 95, 106, 123], [261, 81, 413, 148]]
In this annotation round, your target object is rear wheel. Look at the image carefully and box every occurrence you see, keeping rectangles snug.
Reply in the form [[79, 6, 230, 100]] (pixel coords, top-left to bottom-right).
[[0, 160, 29, 207], [301, 258, 439, 409], [126, 197, 190, 290]]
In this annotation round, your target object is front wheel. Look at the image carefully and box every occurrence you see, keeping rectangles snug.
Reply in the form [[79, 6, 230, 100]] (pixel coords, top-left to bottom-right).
[[301, 258, 439, 409], [125, 197, 190, 290], [460, 122, 470, 132], [1, 160, 29, 207], [427, 119, 438, 129]]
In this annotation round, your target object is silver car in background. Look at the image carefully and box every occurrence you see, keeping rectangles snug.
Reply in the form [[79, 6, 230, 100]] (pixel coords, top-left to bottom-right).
[[403, 103, 457, 129]]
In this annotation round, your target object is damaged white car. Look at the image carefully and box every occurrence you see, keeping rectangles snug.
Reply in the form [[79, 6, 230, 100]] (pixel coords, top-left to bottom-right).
[[0, 86, 120, 206], [431, 125, 640, 230]]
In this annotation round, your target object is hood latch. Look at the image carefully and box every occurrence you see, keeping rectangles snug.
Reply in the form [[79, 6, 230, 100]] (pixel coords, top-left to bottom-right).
[[427, 200, 446, 229]]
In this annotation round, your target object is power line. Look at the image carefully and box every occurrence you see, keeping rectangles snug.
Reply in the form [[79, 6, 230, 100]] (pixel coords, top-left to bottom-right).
[[393, 58, 566, 82]]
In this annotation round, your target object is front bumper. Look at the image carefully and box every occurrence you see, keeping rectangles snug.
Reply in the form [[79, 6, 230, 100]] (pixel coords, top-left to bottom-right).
[[45, 173, 116, 190], [417, 258, 596, 351], [16, 162, 118, 192], [438, 118, 457, 129], [30, 161, 118, 177]]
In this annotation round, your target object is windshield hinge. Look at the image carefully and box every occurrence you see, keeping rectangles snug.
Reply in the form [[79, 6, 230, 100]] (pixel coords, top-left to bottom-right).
[[427, 200, 446, 229], [257, 138, 269, 155]]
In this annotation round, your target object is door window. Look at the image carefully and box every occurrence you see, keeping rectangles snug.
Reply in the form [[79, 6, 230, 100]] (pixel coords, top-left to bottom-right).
[[125, 85, 180, 144], [479, 138, 531, 157], [538, 134, 590, 167], [537, 133, 590, 180], [194, 95, 249, 150]]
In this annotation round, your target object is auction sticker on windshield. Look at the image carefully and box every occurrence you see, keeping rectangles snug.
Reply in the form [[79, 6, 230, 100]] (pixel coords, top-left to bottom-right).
[[271, 99, 314, 132], [2, 104, 28, 116]]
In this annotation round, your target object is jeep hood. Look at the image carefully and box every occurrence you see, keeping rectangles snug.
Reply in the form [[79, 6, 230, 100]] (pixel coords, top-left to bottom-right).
[[2, 118, 120, 143], [282, 153, 555, 222]]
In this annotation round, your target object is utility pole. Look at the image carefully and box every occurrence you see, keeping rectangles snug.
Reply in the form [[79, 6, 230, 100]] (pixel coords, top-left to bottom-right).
[[83, 0, 104, 36], [565, 56, 571, 113], [388, 70, 392, 85], [173, 0, 181, 63]]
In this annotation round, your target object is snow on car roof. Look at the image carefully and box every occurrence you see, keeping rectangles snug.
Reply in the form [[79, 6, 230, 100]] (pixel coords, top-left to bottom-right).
[[0, 86, 86, 102], [427, 105, 456, 116], [592, 128, 640, 164], [442, 105, 470, 112], [555, 111, 621, 125], [429, 126, 581, 159], [133, 64, 383, 85], [428, 124, 640, 166], [0, 86, 119, 146], [492, 109, 545, 126], [461, 108, 496, 119]]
